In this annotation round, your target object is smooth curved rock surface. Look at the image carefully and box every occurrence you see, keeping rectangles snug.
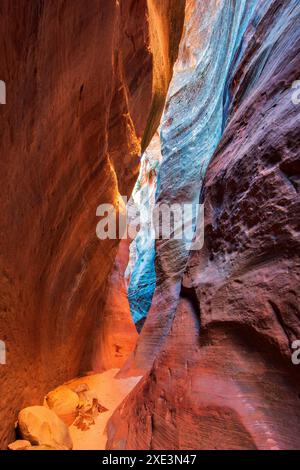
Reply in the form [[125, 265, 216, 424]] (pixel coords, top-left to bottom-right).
[[18, 406, 73, 449], [125, 0, 260, 373], [92, 239, 138, 372], [108, 0, 300, 449]]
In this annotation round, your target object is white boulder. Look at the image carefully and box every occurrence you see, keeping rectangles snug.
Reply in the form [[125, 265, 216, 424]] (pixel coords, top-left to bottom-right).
[[18, 406, 73, 449]]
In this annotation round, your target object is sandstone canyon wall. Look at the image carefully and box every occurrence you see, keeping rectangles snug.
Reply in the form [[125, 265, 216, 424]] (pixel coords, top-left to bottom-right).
[[108, 0, 300, 449], [127, 131, 162, 325], [91, 239, 138, 372], [0, 0, 185, 447], [125, 0, 260, 343]]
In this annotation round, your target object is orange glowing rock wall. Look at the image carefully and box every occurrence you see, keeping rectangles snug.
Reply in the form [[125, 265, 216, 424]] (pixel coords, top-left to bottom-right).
[[0, 0, 185, 447]]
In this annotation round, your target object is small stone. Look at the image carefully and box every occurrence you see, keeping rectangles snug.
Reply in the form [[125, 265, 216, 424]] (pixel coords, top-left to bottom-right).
[[25, 444, 69, 450], [18, 406, 73, 449], [8, 440, 31, 450]]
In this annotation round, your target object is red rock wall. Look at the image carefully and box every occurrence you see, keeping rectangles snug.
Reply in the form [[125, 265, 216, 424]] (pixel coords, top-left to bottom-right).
[[0, 0, 185, 447], [107, 0, 300, 450]]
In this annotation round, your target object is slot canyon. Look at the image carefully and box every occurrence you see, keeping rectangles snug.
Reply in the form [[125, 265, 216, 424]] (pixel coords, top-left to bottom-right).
[[0, 0, 300, 452]]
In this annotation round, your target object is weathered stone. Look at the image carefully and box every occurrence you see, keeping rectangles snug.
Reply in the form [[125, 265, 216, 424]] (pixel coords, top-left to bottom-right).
[[71, 383, 89, 394], [25, 445, 65, 451], [18, 406, 73, 449]]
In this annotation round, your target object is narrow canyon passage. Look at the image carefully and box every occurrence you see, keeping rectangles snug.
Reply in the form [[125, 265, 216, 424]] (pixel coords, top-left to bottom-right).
[[67, 370, 141, 450], [1, 0, 300, 452]]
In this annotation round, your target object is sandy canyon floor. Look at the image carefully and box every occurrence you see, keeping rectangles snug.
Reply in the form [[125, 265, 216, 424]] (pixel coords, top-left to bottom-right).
[[66, 369, 141, 450]]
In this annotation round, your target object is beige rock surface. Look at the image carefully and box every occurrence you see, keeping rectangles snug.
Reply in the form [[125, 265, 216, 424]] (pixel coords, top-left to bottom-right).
[[18, 406, 73, 449], [8, 439, 31, 450]]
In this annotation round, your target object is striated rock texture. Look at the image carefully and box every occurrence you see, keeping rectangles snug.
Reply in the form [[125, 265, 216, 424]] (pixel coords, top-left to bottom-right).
[[108, 0, 300, 449], [0, 0, 185, 447]]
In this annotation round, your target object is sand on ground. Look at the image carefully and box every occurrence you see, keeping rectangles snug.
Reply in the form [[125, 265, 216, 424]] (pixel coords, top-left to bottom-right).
[[67, 369, 141, 450]]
